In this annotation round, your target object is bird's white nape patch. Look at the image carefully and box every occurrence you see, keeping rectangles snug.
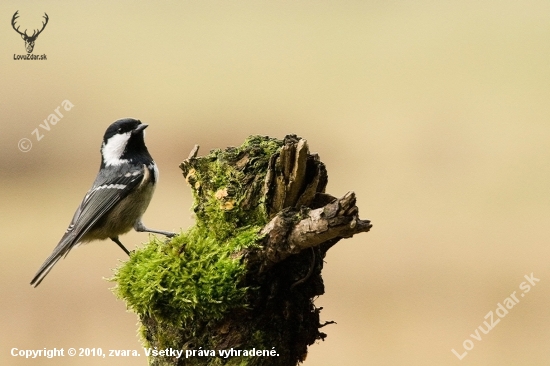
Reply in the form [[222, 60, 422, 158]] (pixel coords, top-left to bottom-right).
[[101, 131, 131, 166]]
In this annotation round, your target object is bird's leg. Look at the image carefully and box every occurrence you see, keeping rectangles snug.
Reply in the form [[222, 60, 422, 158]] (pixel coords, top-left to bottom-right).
[[111, 237, 130, 256], [134, 220, 176, 238]]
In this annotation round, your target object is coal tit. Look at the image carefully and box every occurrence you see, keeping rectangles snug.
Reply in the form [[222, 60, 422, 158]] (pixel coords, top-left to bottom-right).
[[30, 118, 175, 287]]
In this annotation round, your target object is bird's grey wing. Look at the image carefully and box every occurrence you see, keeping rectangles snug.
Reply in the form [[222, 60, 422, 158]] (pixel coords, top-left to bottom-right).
[[30, 167, 145, 287]]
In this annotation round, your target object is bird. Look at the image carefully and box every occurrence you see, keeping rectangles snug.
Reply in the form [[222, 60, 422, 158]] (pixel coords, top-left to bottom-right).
[[30, 118, 176, 287]]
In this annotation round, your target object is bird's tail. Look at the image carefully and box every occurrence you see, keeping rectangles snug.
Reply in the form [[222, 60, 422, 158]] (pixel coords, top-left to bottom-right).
[[30, 235, 75, 287]]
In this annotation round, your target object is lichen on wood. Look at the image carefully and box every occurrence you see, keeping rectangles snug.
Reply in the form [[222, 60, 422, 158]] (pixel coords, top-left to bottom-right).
[[111, 135, 371, 366]]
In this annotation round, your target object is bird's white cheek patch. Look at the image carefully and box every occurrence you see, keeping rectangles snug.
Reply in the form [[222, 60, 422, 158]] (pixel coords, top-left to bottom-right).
[[102, 132, 131, 166]]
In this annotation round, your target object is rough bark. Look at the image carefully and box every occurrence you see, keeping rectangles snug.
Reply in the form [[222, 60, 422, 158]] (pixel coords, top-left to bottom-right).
[[113, 135, 371, 366]]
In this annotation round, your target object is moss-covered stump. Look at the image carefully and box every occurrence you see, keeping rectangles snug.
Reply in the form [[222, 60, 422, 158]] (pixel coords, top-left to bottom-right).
[[112, 135, 371, 366]]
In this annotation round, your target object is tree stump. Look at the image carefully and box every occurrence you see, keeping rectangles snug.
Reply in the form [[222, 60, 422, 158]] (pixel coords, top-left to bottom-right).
[[112, 135, 372, 366]]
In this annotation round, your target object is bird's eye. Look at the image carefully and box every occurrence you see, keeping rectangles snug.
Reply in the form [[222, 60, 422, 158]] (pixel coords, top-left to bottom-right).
[[117, 128, 123, 134]]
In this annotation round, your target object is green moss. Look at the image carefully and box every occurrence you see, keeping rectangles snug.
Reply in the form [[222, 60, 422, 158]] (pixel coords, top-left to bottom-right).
[[113, 226, 261, 327]]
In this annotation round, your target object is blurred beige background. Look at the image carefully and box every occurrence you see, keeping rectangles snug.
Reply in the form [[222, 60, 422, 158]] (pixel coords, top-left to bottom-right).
[[1, 1, 550, 365]]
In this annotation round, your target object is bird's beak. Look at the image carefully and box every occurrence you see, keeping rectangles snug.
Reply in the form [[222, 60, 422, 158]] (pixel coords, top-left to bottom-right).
[[133, 124, 148, 134]]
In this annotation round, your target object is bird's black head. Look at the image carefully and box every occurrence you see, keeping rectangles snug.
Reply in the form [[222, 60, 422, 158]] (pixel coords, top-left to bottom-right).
[[101, 118, 152, 167]]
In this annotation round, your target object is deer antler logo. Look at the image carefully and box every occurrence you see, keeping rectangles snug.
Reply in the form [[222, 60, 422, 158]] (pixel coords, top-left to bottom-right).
[[12, 11, 49, 54]]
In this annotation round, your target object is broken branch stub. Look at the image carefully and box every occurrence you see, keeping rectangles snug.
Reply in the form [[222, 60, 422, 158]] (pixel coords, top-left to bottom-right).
[[259, 191, 371, 268]]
